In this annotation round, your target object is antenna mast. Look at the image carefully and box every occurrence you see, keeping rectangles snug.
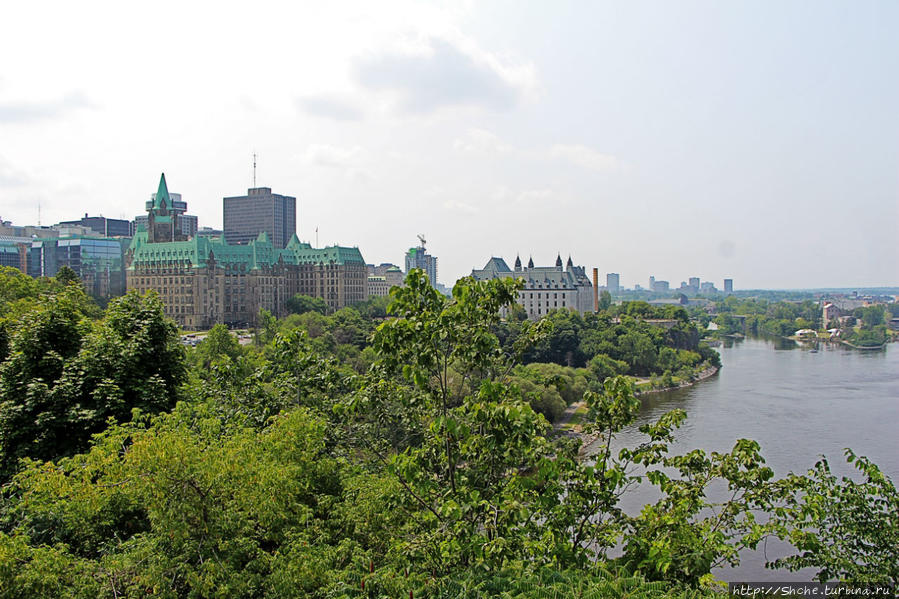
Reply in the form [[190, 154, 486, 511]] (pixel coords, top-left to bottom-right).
[[37, 202, 41, 226], [252, 152, 257, 187]]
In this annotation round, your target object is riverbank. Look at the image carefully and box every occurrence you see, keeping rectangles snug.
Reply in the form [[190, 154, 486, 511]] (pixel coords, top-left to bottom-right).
[[553, 364, 720, 450], [837, 339, 889, 350], [780, 334, 890, 350], [634, 364, 720, 397]]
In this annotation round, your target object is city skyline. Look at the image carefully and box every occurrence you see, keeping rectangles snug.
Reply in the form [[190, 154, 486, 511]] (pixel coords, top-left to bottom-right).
[[1, 1, 897, 288]]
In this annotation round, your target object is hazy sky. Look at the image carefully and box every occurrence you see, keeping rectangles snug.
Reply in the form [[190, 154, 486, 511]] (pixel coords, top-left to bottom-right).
[[1, 1, 897, 289]]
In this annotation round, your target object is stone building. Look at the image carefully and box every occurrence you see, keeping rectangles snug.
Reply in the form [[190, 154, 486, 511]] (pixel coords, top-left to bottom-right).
[[471, 254, 594, 319], [367, 275, 390, 297], [126, 175, 367, 329]]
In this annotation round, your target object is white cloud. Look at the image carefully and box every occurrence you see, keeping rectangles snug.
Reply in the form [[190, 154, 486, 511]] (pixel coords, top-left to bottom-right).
[[443, 199, 479, 214], [0, 91, 93, 124], [353, 34, 536, 113], [302, 144, 366, 168], [296, 94, 365, 121], [550, 144, 622, 171], [516, 188, 556, 204], [452, 128, 514, 154], [0, 156, 29, 187]]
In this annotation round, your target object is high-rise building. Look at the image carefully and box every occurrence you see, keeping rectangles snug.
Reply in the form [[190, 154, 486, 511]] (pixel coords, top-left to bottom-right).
[[606, 272, 620, 294], [58, 214, 132, 237], [405, 238, 438, 287], [223, 186, 296, 249], [724, 279, 733, 294], [689, 277, 700, 291]]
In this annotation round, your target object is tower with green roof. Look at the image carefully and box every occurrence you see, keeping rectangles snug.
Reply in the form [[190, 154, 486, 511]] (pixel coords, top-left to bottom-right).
[[148, 173, 190, 243]]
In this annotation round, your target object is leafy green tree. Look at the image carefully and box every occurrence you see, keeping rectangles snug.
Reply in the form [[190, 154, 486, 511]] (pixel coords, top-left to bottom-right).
[[598, 290, 612, 311], [856, 305, 886, 328], [286, 293, 330, 315], [0, 290, 185, 480], [771, 450, 898, 584], [53, 265, 80, 287], [588, 354, 629, 382], [0, 286, 92, 479], [194, 323, 242, 369]]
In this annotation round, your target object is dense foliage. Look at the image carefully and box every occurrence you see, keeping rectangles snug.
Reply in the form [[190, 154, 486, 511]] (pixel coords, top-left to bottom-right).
[[0, 268, 895, 597]]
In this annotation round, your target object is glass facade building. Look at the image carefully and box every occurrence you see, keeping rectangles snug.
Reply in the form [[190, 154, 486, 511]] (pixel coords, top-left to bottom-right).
[[29, 237, 128, 300]]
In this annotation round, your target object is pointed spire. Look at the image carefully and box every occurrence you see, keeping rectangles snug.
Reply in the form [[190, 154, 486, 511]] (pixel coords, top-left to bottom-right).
[[555, 253, 563, 268], [567, 255, 573, 268], [527, 256, 534, 269], [514, 254, 521, 270], [153, 173, 170, 210]]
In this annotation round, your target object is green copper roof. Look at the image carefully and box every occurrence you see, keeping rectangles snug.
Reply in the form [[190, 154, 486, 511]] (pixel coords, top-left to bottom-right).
[[153, 173, 170, 211], [128, 229, 365, 270]]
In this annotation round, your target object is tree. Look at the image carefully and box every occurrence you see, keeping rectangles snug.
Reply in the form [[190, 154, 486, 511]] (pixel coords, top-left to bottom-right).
[[255, 308, 279, 346], [0, 290, 185, 480], [53, 265, 80, 287], [0, 286, 92, 479], [771, 450, 899, 584], [346, 271, 572, 571], [598, 290, 612, 311], [285, 294, 329, 315], [194, 323, 242, 369]]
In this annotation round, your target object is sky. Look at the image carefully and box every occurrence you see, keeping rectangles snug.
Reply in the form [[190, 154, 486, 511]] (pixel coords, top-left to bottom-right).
[[1, 0, 897, 289]]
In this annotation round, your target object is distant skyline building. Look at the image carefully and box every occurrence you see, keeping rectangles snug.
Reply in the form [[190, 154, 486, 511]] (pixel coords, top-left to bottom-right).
[[58, 214, 131, 238], [689, 277, 700, 291], [405, 238, 438, 287], [223, 186, 296, 249], [724, 278, 734, 293], [606, 272, 620, 294]]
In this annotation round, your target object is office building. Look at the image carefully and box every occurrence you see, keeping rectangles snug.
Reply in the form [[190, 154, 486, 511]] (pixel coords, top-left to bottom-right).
[[606, 272, 620, 294], [0, 241, 28, 272], [223, 186, 296, 249], [724, 279, 733, 294], [471, 254, 594, 319], [405, 238, 438, 287], [58, 214, 132, 238], [29, 237, 128, 300]]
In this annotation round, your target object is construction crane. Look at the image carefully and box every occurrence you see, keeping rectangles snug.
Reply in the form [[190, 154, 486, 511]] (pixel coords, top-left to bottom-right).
[[417, 234, 426, 250]]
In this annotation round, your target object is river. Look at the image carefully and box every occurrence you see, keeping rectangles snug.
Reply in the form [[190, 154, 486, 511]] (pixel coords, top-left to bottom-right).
[[587, 336, 899, 582]]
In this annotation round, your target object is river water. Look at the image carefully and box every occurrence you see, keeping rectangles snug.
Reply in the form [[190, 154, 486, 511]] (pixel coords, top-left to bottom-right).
[[587, 336, 899, 582]]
